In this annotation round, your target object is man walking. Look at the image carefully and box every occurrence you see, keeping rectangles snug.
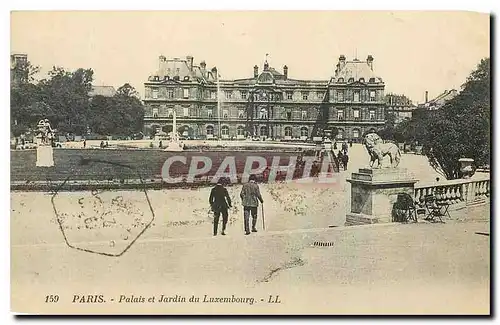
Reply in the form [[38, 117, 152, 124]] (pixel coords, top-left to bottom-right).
[[209, 178, 232, 236], [240, 174, 264, 235], [342, 152, 349, 171]]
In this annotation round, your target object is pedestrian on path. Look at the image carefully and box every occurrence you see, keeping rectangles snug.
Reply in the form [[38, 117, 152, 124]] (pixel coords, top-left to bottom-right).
[[342, 153, 349, 170], [240, 174, 264, 235], [209, 178, 232, 236]]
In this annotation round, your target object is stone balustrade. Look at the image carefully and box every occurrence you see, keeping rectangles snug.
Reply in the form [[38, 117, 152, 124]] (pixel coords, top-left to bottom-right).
[[414, 175, 490, 210]]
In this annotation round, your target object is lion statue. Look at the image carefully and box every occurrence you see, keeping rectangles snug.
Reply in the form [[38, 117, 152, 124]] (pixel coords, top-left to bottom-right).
[[364, 133, 401, 168]]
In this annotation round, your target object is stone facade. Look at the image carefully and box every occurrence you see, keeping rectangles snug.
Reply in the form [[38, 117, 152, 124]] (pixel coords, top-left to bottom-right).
[[385, 93, 417, 125], [143, 55, 385, 141], [10, 53, 28, 86]]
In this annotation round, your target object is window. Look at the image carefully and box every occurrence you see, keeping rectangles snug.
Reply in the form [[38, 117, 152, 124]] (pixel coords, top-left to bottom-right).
[[183, 106, 189, 117], [225, 91, 232, 99], [210, 91, 216, 100], [168, 109, 173, 118], [337, 91, 344, 102], [221, 125, 229, 136], [259, 108, 268, 119], [337, 129, 344, 139], [353, 129, 360, 139], [302, 92, 309, 100], [354, 91, 360, 102], [208, 108, 213, 119], [348, 78, 354, 83], [223, 110, 229, 119], [317, 92, 325, 100], [154, 76, 159, 81], [353, 109, 360, 120], [184, 76, 190, 81], [168, 89, 174, 99], [369, 78, 376, 83], [286, 111, 292, 120], [183, 88, 189, 98], [370, 91, 376, 101], [152, 107, 159, 118], [286, 91, 293, 100], [337, 110, 344, 120], [300, 127, 308, 137], [369, 110, 376, 120], [260, 126, 268, 137], [359, 78, 365, 83], [237, 126, 245, 136], [152, 89, 159, 99], [284, 127, 292, 137], [301, 110, 307, 120], [206, 125, 214, 135], [337, 78, 344, 83], [241, 91, 247, 100], [238, 110, 245, 119]]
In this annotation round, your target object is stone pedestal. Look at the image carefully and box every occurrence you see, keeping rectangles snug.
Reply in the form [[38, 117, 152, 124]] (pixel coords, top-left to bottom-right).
[[36, 145, 54, 167], [163, 141, 184, 152], [345, 168, 418, 226]]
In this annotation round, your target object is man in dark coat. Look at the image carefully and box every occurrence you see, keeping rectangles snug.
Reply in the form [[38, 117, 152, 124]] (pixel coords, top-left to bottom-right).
[[342, 153, 349, 170], [240, 174, 264, 235], [209, 178, 232, 236]]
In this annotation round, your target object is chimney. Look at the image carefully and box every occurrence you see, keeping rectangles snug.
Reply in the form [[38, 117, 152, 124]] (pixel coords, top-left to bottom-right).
[[211, 67, 218, 79], [339, 55, 346, 70], [159, 55, 166, 62], [425, 91, 429, 103], [200, 61, 206, 70], [335, 63, 341, 75], [283, 65, 288, 80], [367, 55, 374, 70], [254, 65, 258, 78], [186, 55, 194, 71]]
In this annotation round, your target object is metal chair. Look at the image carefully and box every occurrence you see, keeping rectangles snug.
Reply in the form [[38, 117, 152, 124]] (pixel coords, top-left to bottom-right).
[[423, 194, 446, 223]]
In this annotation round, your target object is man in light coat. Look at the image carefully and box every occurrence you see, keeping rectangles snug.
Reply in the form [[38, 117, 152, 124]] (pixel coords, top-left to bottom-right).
[[240, 174, 264, 235]]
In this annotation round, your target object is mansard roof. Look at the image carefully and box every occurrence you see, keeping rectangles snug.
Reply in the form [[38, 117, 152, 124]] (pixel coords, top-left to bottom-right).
[[332, 57, 383, 84], [148, 56, 217, 83]]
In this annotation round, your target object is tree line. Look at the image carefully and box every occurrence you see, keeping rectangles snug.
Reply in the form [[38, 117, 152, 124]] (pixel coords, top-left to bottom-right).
[[11, 62, 145, 139], [378, 58, 490, 179]]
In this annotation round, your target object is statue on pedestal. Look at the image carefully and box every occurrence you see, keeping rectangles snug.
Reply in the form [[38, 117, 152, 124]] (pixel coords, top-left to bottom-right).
[[35, 119, 56, 147], [364, 133, 401, 168], [35, 118, 55, 167], [164, 110, 183, 152]]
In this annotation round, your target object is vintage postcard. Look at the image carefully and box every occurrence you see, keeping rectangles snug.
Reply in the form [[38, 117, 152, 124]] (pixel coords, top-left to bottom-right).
[[10, 10, 490, 315]]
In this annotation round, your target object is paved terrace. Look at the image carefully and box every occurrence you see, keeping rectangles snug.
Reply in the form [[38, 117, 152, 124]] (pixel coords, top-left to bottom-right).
[[11, 193, 489, 314]]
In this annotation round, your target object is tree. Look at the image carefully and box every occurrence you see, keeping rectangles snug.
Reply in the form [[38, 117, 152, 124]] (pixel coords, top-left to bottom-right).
[[38, 67, 94, 135], [416, 58, 490, 179], [11, 60, 40, 84], [116, 83, 140, 98], [378, 112, 404, 143], [88, 83, 145, 137], [88, 95, 117, 135]]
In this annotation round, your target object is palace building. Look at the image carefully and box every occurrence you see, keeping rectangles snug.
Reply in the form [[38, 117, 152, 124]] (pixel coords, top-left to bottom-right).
[[143, 54, 385, 142]]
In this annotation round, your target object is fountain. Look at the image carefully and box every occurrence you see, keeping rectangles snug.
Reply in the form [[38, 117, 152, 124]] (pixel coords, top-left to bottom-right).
[[164, 110, 184, 152]]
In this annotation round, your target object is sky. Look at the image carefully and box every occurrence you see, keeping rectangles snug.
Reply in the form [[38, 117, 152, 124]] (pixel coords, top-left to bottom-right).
[[10, 11, 490, 104]]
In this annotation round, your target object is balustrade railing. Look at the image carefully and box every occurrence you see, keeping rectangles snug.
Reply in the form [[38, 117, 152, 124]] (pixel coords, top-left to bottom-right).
[[414, 175, 490, 210]]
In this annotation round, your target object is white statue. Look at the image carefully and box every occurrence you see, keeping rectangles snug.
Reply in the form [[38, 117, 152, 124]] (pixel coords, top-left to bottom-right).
[[36, 118, 55, 167], [164, 110, 183, 152], [364, 133, 401, 168]]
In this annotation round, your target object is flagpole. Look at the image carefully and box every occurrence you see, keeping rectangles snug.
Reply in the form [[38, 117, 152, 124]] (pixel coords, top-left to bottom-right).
[[217, 72, 221, 142]]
